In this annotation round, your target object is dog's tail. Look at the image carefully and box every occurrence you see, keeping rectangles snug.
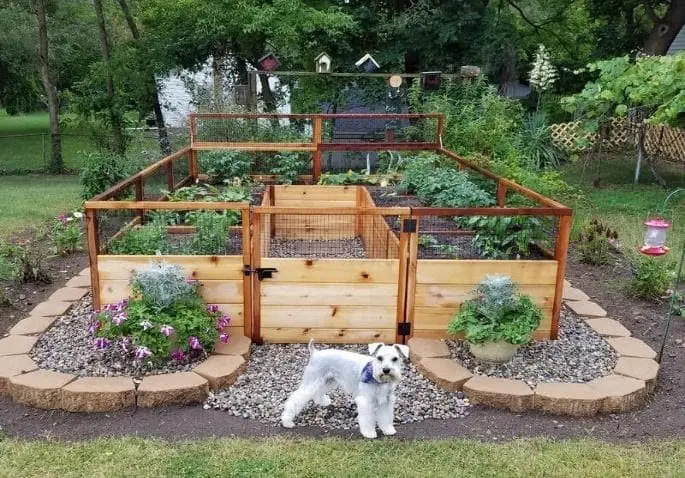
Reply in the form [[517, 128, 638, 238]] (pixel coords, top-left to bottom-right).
[[308, 338, 317, 355]]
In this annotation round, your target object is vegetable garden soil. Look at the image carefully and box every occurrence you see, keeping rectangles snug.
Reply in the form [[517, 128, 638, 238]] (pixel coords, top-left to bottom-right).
[[1, 243, 683, 442]]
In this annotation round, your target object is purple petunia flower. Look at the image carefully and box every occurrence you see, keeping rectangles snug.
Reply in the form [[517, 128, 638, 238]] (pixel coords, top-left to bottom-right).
[[160, 325, 174, 337], [112, 312, 127, 326], [188, 336, 203, 350], [93, 337, 110, 350], [170, 349, 185, 361], [134, 346, 152, 360], [121, 337, 131, 353], [87, 321, 101, 335], [206, 304, 220, 313], [57, 214, 68, 225], [216, 314, 231, 330], [139, 320, 153, 330], [219, 333, 230, 344]]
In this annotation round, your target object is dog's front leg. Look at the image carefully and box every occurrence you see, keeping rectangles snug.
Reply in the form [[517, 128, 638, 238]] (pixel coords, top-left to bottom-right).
[[355, 395, 377, 439], [376, 394, 396, 436]]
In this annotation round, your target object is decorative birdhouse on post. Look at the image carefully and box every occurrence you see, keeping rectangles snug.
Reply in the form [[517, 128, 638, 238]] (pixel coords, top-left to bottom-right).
[[315, 53, 332, 73], [355, 53, 380, 73], [420, 71, 442, 90], [258, 53, 280, 71]]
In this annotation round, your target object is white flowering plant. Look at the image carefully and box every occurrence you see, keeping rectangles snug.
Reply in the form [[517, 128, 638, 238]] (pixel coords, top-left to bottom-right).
[[529, 44, 558, 94]]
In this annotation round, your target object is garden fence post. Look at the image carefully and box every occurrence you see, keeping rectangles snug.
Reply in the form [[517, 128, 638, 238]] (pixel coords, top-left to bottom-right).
[[86, 208, 101, 310], [312, 116, 322, 182], [496, 180, 507, 207], [551, 214, 572, 339], [396, 215, 411, 344], [242, 208, 253, 340]]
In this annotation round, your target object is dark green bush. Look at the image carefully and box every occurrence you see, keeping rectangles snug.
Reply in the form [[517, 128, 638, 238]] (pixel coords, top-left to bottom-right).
[[577, 219, 618, 265], [80, 151, 134, 200], [199, 151, 253, 183], [629, 256, 674, 299]]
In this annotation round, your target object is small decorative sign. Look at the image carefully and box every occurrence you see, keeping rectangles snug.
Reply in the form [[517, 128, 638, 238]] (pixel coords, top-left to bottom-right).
[[388, 75, 403, 88], [315, 52, 332, 73], [355, 53, 380, 73], [258, 53, 280, 71]]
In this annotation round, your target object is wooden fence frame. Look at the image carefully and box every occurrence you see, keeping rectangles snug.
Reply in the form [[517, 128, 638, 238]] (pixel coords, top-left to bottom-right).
[[85, 113, 572, 340]]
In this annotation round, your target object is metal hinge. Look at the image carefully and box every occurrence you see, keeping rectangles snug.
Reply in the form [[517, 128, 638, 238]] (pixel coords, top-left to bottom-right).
[[243, 266, 278, 280], [397, 322, 411, 336], [402, 219, 417, 233]]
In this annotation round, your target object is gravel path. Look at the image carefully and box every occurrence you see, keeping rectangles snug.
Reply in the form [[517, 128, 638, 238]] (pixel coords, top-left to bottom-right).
[[205, 343, 471, 429], [447, 308, 617, 387], [31, 295, 207, 377], [267, 238, 367, 258]]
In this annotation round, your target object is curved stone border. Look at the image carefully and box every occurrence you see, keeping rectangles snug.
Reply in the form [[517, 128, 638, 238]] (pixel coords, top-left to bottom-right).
[[0, 268, 250, 412], [408, 279, 660, 417]]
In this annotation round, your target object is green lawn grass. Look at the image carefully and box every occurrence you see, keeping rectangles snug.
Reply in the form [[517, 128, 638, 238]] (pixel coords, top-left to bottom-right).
[[0, 175, 82, 237], [0, 112, 183, 172], [0, 437, 682, 478], [560, 153, 685, 260]]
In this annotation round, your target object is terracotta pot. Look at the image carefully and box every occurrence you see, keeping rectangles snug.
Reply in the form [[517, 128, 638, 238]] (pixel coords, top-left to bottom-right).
[[469, 340, 519, 363]]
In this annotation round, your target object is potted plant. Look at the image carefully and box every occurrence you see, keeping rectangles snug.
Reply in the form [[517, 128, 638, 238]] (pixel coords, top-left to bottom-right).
[[447, 275, 544, 363]]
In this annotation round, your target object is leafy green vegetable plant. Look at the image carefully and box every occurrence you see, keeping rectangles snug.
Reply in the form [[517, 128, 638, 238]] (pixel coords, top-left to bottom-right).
[[629, 256, 674, 300], [270, 152, 309, 184], [108, 224, 168, 255], [199, 150, 253, 183], [448, 275, 544, 345]]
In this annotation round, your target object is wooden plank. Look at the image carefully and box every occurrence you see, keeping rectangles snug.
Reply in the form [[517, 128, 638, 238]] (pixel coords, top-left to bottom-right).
[[242, 209, 253, 340], [193, 142, 316, 152], [410, 207, 571, 217], [321, 142, 439, 152], [97, 255, 244, 280], [261, 327, 396, 344], [86, 210, 100, 309], [552, 215, 572, 339], [261, 306, 396, 329], [100, 279, 243, 304], [413, 306, 553, 330], [85, 201, 250, 211], [255, 206, 410, 216], [416, 260, 558, 285], [251, 212, 263, 343], [414, 284, 555, 309], [261, 283, 397, 306], [260, 258, 399, 283], [275, 227, 356, 241], [275, 199, 356, 207], [274, 185, 357, 200]]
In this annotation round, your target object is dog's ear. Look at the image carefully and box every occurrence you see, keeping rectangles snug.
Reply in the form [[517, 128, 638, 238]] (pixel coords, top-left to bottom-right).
[[394, 344, 410, 359], [368, 343, 384, 355]]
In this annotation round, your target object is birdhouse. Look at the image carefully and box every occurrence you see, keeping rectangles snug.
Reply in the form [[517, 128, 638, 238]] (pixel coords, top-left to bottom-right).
[[420, 71, 442, 90], [258, 53, 280, 71], [355, 53, 380, 73], [315, 53, 332, 73]]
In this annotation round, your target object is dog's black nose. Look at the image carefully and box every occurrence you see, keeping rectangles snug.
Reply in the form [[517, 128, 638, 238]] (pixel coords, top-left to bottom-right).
[[382, 367, 391, 374]]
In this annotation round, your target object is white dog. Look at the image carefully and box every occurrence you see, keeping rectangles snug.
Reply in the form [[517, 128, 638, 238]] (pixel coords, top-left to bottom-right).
[[281, 340, 410, 439]]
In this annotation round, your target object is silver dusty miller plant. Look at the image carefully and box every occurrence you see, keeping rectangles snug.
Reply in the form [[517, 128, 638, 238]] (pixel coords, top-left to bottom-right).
[[130, 261, 194, 309], [473, 275, 517, 319]]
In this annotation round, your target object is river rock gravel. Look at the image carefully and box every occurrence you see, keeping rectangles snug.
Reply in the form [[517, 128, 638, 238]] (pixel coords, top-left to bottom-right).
[[204, 343, 471, 429], [446, 308, 617, 387], [30, 295, 207, 377]]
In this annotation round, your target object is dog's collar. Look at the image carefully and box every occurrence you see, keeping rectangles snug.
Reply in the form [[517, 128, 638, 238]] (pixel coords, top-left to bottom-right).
[[360, 361, 379, 384]]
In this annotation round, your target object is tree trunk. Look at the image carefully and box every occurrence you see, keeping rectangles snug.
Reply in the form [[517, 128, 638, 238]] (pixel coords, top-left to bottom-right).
[[116, 0, 170, 155], [32, 0, 62, 174], [93, 0, 126, 155], [643, 0, 685, 55], [258, 73, 278, 112], [634, 121, 645, 184]]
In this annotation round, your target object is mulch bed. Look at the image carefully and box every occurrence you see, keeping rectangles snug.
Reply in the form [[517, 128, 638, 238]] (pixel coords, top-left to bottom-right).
[[0, 245, 683, 442]]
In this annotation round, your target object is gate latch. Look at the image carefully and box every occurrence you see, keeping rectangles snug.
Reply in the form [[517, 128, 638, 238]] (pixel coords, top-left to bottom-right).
[[243, 266, 278, 281]]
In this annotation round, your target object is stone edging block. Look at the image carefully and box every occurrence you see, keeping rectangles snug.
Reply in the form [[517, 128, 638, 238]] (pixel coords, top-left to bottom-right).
[[565, 300, 607, 317], [213, 335, 252, 360], [584, 318, 631, 337], [137, 372, 209, 408], [588, 374, 647, 413], [0, 335, 39, 356], [407, 337, 450, 361], [28, 300, 73, 318], [61, 377, 136, 412], [0, 354, 38, 395], [194, 355, 246, 391], [9, 370, 76, 409], [534, 382, 606, 417], [607, 337, 657, 359], [65, 275, 91, 288], [9, 316, 58, 336], [614, 356, 659, 393], [416, 358, 472, 391], [48, 287, 89, 302], [463, 376, 533, 412]]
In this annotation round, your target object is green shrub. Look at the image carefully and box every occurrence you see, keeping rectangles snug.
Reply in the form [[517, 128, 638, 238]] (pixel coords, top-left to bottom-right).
[[51, 212, 83, 255], [517, 111, 566, 170], [318, 171, 396, 186], [199, 151, 253, 183], [0, 239, 51, 284], [191, 212, 235, 255], [108, 224, 167, 255], [92, 261, 228, 363], [80, 151, 133, 200], [629, 256, 674, 300], [577, 219, 618, 265], [270, 152, 309, 184], [461, 216, 544, 259], [448, 275, 544, 345]]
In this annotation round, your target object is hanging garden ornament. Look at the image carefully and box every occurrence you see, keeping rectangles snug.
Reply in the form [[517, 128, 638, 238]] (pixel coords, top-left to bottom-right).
[[355, 53, 380, 73], [258, 53, 280, 71], [420, 71, 442, 90], [640, 217, 671, 256]]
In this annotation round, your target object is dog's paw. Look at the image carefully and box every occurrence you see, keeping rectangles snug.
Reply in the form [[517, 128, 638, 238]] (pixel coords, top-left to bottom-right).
[[315, 395, 332, 406], [281, 419, 296, 429], [380, 426, 396, 436], [360, 429, 378, 439]]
